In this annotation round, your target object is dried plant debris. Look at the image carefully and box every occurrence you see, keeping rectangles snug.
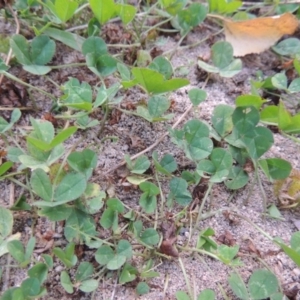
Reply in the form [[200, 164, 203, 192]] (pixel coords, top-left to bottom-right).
[[159, 220, 179, 258]]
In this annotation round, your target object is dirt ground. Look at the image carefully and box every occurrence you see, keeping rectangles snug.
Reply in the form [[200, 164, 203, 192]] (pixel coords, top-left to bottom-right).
[[1, 8, 300, 300]]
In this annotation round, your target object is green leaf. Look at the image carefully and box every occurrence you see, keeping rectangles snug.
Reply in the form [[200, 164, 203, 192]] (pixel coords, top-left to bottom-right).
[[212, 41, 234, 69], [209, 148, 232, 182], [117, 63, 131, 81], [228, 272, 249, 300], [0, 207, 13, 238], [0, 57, 8, 71], [212, 104, 234, 137], [248, 269, 279, 299], [82, 36, 107, 57], [197, 60, 219, 73], [260, 105, 279, 125], [209, 0, 242, 14], [115, 3, 136, 24], [21, 277, 40, 297], [30, 35, 56, 65], [117, 240, 132, 259], [100, 208, 116, 229], [30, 118, 54, 143], [177, 3, 207, 33], [274, 237, 300, 267], [79, 279, 98, 292], [28, 262, 48, 284], [148, 56, 173, 80], [25, 236, 36, 261], [86, 53, 117, 77], [188, 88, 207, 106], [10, 195, 31, 211], [136, 282, 150, 295], [124, 68, 189, 94], [140, 228, 159, 246], [53, 243, 77, 267], [175, 291, 190, 300], [197, 289, 215, 300], [148, 95, 170, 117], [225, 166, 249, 190], [0, 161, 13, 177], [258, 158, 292, 180], [95, 245, 114, 265], [10, 34, 31, 65], [89, 0, 116, 24], [217, 245, 239, 265], [131, 155, 151, 174], [291, 231, 300, 254], [272, 38, 300, 56], [0, 109, 20, 133], [169, 177, 192, 205], [107, 254, 126, 270], [219, 59, 242, 78], [119, 263, 137, 284], [23, 65, 52, 75], [60, 271, 74, 294], [158, 0, 186, 16], [152, 152, 177, 175], [294, 58, 300, 75], [107, 198, 124, 213], [235, 94, 265, 110], [43, 27, 85, 52], [184, 119, 210, 140], [64, 209, 97, 243], [272, 73, 288, 90], [160, 154, 177, 173], [270, 293, 289, 300], [31, 169, 53, 202], [267, 204, 283, 220], [289, 78, 300, 93], [139, 193, 157, 213], [55, 0, 78, 22], [75, 262, 94, 281], [232, 106, 260, 135], [54, 172, 86, 203], [243, 127, 274, 159], [7, 240, 25, 263], [38, 205, 72, 221], [139, 182, 159, 195], [67, 149, 97, 179]]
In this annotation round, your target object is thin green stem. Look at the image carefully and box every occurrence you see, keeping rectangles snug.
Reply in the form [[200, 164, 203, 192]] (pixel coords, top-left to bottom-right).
[[231, 211, 273, 241], [6, 177, 30, 191], [49, 62, 86, 69], [144, 16, 173, 35], [178, 257, 193, 299], [107, 43, 141, 48], [2, 71, 56, 101], [195, 182, 213, 226]]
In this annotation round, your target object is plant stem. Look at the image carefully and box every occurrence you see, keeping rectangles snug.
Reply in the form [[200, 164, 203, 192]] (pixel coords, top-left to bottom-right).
[[49, 62, 86, 69], [2, 71, 56, 101], [195, 181, 213, 226], [178, 257, 193, 299], [107, 43, 141, 48]]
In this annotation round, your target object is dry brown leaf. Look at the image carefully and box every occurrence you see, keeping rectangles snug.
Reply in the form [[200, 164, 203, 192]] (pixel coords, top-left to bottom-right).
[[214, 13, 299, 56]]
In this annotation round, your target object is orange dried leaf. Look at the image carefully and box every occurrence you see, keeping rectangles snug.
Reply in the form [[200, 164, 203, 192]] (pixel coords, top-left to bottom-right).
[[217, 13, 298, 57]]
